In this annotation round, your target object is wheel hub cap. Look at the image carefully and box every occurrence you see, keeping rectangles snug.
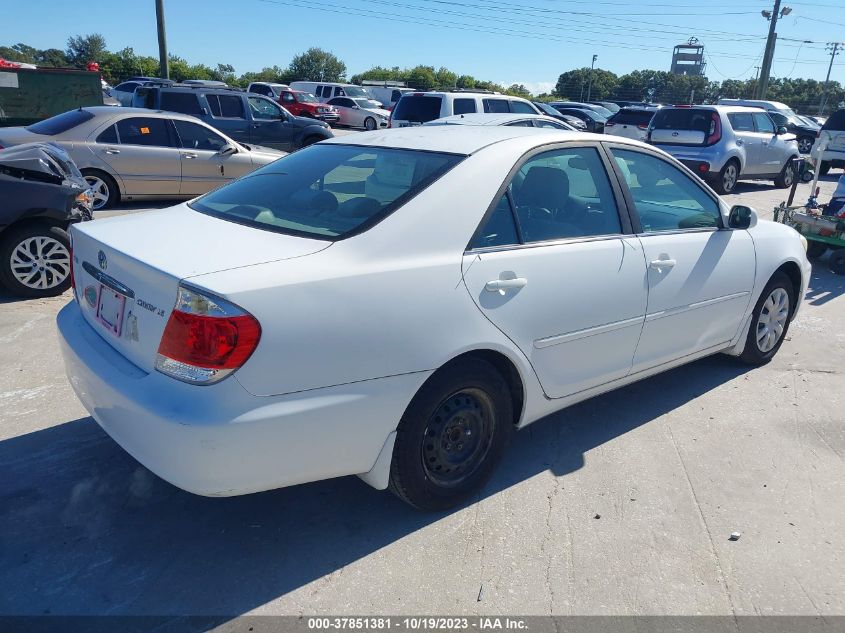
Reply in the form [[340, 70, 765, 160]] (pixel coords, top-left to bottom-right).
[[84, 176, 110, 210], [756, 287, 790, 353], [10, 236, 70, 290]]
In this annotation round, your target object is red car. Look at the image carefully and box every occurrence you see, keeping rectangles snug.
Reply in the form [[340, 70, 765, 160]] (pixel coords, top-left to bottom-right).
[[278, 89, 339, 124]]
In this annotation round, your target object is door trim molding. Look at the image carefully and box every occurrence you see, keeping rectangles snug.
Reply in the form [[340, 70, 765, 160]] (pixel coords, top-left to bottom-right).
[[644, 291, 750, 322], [534, 315, 644, 348]]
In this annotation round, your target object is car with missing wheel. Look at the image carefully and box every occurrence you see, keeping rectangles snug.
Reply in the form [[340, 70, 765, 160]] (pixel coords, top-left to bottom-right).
[[0, 107, 285, 210], [57, 126, 810, 510], [0, 143, 91, 297], [648, 105, 799, 194]]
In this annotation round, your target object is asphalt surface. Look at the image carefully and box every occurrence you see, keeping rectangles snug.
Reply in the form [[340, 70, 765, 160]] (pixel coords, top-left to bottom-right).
[[0, 169, 843, 619]]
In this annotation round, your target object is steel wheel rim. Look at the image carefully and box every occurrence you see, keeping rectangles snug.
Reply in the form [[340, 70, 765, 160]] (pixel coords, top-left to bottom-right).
[[10, 236, 70, 290], [421, 388, 495, 488], [798, 138, 812, 154], [84, 176, 110, 210], [756, 287, 790, 353], [723, 164, 737, 191]]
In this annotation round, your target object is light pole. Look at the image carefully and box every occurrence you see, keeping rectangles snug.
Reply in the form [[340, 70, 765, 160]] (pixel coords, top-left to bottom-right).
[[586, 54, 597, 102], [757, 1, 791, 100]]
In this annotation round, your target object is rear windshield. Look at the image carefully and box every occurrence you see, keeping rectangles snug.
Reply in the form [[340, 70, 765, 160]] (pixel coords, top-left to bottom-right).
[[392, 96, 442, 122], [651, 108, 712, 132], [610, 109, 654, 126], [189, 144, 464, 240], [133, 87, 157, 109], [26, 109, 94, 135], [822, 110, 845, 131]]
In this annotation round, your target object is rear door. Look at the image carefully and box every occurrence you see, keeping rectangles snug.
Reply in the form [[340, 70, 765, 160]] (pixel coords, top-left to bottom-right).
[[607, 145, 755, 371], [206, 93, 250, 142], [247, 95, 295, 151], [95, 116, 181, 196], [461, 144, 647, 399], [172, 119, 254, 196]]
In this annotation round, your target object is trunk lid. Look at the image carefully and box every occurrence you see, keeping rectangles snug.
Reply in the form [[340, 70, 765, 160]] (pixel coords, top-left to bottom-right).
[[71, 203, 330, 372]]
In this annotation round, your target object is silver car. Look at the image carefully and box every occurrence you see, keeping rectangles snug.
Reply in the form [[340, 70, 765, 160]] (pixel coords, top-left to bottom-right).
[[0, 107, 284, 210], [648, 105, 799, 194]]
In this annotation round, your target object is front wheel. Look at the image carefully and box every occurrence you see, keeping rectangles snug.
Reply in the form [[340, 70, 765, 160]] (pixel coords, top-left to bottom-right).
[[739, 272, 795, 365], [389, 359, 514, 511], [797, 136, 814, 154], [0, 224, 72, 298], [712, 160, 739, 194], [364, 117, 377, 131], [774, 158, 796, 188]]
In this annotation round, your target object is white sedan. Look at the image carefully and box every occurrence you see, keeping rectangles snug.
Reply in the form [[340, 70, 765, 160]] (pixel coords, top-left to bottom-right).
[[325, 96, 390, 130], [58, 126, 810, 510]]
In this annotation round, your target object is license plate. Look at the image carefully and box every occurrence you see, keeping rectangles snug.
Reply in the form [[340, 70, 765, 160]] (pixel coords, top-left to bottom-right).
[[96, 285, 127, 337]]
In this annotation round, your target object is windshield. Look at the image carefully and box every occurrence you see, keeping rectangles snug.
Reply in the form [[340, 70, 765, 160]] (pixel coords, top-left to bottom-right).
[[343, 86, 368, 98], [533, 102, 559, 116], [26, 109, 95, 135], [298, 92, 319, 103], [353, 98, 382, 109], [189, 144, 464, 240]]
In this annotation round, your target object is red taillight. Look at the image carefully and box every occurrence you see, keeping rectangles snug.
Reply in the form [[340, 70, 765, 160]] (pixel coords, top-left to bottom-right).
[[155, 286, 261, 384], [705, 111, 722, 146], [637, 123, 649, 129], [605, 122, 615, 127]]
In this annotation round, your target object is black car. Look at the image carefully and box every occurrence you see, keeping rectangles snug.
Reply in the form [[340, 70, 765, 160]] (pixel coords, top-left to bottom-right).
[[0, 143, 91, 298], [767, 111, 820, 154], [132, 84, 333, 151], [548, 106, 607, 133]]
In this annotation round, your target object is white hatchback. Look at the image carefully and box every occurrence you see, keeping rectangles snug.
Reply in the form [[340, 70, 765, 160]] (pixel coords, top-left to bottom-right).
[[58, 126, 811, 510]]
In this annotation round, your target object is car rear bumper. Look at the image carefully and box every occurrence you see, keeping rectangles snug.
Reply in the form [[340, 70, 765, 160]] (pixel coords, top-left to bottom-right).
[[57, 301, 428, 496], [652, 144, 727, 174]]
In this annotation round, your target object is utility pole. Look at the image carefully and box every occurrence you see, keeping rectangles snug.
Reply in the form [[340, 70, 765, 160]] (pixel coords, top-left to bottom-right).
[[818, 42, 842, 115], [752, 66, 761, 99], [155, 0, 169, 79], [586, 54, 598, 101], [758, 0, 792, 99]]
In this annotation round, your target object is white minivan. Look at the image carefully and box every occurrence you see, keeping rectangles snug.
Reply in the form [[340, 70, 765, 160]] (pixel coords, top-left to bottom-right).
[[289, 81, 373, 103], [390, 91, 542, 127]]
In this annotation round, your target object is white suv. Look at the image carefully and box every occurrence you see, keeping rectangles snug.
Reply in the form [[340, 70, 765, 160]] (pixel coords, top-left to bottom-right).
[[390, 91, 542, 127]]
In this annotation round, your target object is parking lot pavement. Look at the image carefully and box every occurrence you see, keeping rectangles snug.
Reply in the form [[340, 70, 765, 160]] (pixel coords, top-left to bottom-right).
[[1, 180, 843, 618]]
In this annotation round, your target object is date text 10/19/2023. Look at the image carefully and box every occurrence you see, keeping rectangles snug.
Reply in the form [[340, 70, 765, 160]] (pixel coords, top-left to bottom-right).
[[307, 617, 529, 631]]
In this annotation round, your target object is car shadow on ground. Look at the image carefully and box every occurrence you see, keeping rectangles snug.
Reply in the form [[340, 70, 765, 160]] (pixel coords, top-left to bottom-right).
[[0, 355, 752, 619], [804, 255, 845, 306]]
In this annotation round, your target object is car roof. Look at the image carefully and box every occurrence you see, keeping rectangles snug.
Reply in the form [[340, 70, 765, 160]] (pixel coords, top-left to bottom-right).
[[321, 124, 608, 154], [658, 105, 765, 113], [424, 113, 554, 126], [80, 106, 209, 122]]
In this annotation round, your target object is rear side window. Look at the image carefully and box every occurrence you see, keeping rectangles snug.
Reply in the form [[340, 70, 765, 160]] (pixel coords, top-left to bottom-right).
[[483, 99, 510, 113], [160, 92, 202, 116], [207, 94, 245, 118], [510, 100, 536, 114], [728, 113, 754, 132], [26, 109, 95, 135], [96, 124, 118, 144], [453, 98, 476, 115], [115, 117, 174, 147], [469, 194, 519, 249], [190, 145, 463, 240], [651, 108, 711, 132], [609, 110, 654, 126], [392, 96, 442, 122]]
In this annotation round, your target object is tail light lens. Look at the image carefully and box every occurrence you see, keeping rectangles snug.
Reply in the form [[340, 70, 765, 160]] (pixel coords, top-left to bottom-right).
[[156, 286, 261, 385], [637, 123, 649, 129], [69, 235, 75, 294], [605, 121, 615, 127], [705, 112, 722, 146]]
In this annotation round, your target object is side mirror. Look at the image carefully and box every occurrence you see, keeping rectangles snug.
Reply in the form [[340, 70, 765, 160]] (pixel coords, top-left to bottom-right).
[[218, 144, 238, 156], [776, 126, 788, 135], [728, 205, 757, 229]]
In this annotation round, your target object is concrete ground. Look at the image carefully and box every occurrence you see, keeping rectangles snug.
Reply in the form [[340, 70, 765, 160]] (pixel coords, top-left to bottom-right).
[[0, 172, 843, 618]]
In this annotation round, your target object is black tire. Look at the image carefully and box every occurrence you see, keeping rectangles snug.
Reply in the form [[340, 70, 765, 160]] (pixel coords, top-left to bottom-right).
[[739, 272, 795, 365], [81, 169, 119, 210], [712, 159, 740, 194], [819, 161, 831, 176], [389, 358, 514, 511], [364, 117, 377, 131], [797, 136, 814, 154], [806, 240, 827, 259], [0, 224, 71, 298], [774, 157, 797, 188], [829, 250, 845, 275]]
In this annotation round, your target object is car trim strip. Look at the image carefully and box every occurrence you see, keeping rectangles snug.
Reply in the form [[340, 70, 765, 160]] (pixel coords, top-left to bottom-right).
[[534, 315, 644, 349], [81, 261, 135, 298], [644, 291, 749, 322]]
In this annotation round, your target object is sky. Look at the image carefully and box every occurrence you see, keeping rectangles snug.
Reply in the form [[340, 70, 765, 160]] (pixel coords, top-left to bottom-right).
[[4, 0, 844, 93]]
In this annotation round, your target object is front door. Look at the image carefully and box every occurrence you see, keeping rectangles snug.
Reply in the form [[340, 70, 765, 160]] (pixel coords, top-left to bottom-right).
[[461, 145, 648, 399], [96, 116, 181, 196], [726, 112, 761, 173], [172, 119, 254, 196], [752, 112, 784, 175], [607, 146, 756, 372], [247, 96, 296, 151]]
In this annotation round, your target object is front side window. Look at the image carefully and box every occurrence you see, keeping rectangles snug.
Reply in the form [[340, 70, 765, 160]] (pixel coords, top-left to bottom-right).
[[611, 148, 720, 232], [483, 99, 510, 113], [115, 117, 173, 147], [453, 98, 477, 115], [506, 120, 534, 127], [753, 112, 775, 134], [189, 145, 463, 240], [510, 100, 536, 114], [298, 92, 318, 103], [728, 113, 754, 132], [173, 120, 227, 151], [248, 96, 282, 119], [509, 147, 621, 242]]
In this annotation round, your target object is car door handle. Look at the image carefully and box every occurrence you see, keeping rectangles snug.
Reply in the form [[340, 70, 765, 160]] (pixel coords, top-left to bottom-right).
[[104, 147, 120, 155], [649, 258, 677, 270], [736, 139, 743, 146], [485, 278, 527, 292], [182, 152, 198, 159]]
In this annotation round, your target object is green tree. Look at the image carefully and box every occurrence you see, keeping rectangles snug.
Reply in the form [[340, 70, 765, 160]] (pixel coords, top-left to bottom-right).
[[407, 65, 437, 90], [555, 67, 618, 100], [434, 66, 458, 89], [66, 33, 108, 67], [286, 48, 346, 82], [506, 83, 531, 97], [455, 74, 476, 89], [36, 48, 69, 67]]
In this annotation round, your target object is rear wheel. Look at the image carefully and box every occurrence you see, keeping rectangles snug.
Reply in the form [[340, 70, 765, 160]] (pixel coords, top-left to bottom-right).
[[389, 358, 514, 511], [81, 170, 119, 210], [0, 224, 71, 298], [806, 240, 827, 259], [797, 136, 814, 154], [712, 159, 739, 194], [739, 272, 794, 365], [364, 117, 377, 131], [774, 158, 796, 188]]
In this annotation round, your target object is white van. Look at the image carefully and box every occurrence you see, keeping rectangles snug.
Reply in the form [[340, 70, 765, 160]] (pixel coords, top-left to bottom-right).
[[390, 91, 542, 127], [289, 81, 372, 103], [363, 84, 414, 109]]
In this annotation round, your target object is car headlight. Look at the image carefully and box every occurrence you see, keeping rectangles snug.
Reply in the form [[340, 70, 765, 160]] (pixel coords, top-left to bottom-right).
[[799, 233, 808, 253]]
